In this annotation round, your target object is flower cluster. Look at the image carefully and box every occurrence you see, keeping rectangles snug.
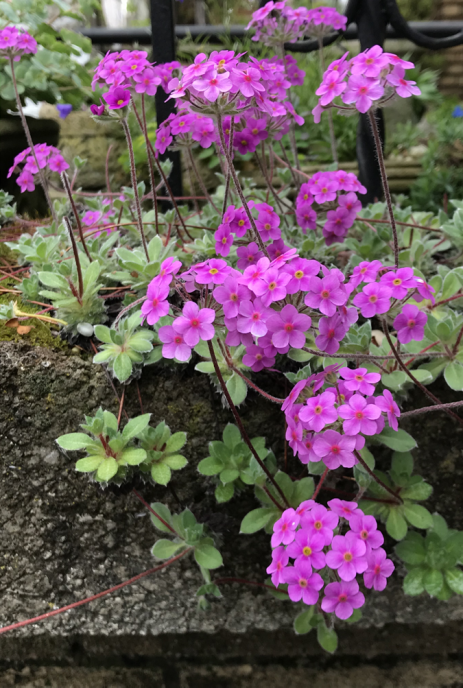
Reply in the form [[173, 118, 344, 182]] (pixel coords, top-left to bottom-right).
[[267, 500, 394, 618], [295, 169, 366, 245], [313, 46, 421, 121], [0, 26, 37, 60], [283, 364, 401, 468], [247, 2, 346, 48], [7, 144, 69, 193], [141, 257, 181, 328], [155, 109, 215, 155]]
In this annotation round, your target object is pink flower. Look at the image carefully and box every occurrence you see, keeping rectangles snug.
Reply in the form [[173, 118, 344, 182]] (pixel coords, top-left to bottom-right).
[[242, 344, 275, 372], [296, 202, 317, 232], [239, 257, 270, 293], [284, 258, 320, 294], [363, 548, 395, 591], [134, 67, 161, 95], [387, 66, 421, 98], [393, 304, 427, 344], [156, 257, 182, 288], [338, 192, 362, 217], [173, 302, 215, 347], [343, 75, 384, 113], [301, 505, 338, 545], [237, 298, 271, 337], [315, 314, 346, 355], [380, 267, 417, 299], [103, 86, 131, 109], [195, 259, 231, 285], [321, 580, 365, 620], [338, 394, 382, 436], [352, 282, 392, 318], [314, 179, 338, 205], [325, 531, 368, 581], [305, 275, 347, 317], [234, 130, 257, 155], [351, 46, 390, 78], [252, 267, 291, 306], [327, 499, 362, 521], [350, 515, 384, 551], [214, 277, 250, 318], [256, 210, 281, 243], [158, 326, 191, 361], [313, 430, 357, 469], [315, 70, 347, 106], [266, 546, 289, 587], [82, 210, 102, 227], [230, 207, 251, 237], [283, 562, 324, 605], [17, 170, 35, 192], [232, 66, 265, 98], [214, 225, 234, 257], [300, 391, 338, 433], [339, 367, 381, 396], [350, 260, 383, 288], [285, 527, 326, 570], [267, 304, 311, 349], [375, 389, 401, 431], [141, 281, 170, 325], [271, 508, 300, 547], [48, 155, 69, 173], [236, 242, 263, 270], [193, 71, 232, 102]]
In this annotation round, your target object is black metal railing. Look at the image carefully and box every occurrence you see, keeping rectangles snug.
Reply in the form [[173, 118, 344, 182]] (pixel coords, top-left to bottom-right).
[[82, 0, 463, 201]]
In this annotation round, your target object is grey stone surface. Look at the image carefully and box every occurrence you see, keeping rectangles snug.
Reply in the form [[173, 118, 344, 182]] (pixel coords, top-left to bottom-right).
[[0, 341, 463, 640]]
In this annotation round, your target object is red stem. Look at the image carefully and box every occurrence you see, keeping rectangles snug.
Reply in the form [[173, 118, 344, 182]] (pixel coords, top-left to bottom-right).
[[0, 549, 192, 636], [132, 489, 179, 536], [231, 367, 284, 404], [312, 467, 329, 502]]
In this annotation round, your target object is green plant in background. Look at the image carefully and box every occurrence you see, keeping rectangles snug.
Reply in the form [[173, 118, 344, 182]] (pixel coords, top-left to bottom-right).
[[0, 0, 99, 110], [139, 421, 188, 485]]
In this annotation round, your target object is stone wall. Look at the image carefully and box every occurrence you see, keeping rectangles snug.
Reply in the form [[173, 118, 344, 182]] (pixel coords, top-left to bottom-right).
[[0, 341, 463, 668]]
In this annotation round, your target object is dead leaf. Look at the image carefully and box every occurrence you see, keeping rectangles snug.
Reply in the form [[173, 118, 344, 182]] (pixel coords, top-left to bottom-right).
[[17, 325, 34, 335], [5, 318, 19, 328]]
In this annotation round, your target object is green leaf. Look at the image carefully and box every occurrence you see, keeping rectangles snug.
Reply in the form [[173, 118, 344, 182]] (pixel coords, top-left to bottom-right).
[[75, 456, 102, 472], [165, 432, 187, 453], [56, 433, 92, 450], [129, 338, 153, 353], [226, 373, 247, 405], [344, 608, 362, 624], [294, 608, 314, 635], [386, 507, 408, 540], [357, 447, 375, 473], [292, 477, 315, 506], [198, 456, 223, 476], [404, 504, 434, 530], [423, 569, 444, 597], [195, 361, 216, 373], [194, 543, 223, 569], [151, 462, 171, 485], [220, 468, 240, 484], [96, 458, 119, 481], [122, 414, 151, 440], [223, 424, 241, 449], [215, 483, 234, 503], [445, 568, 463, 595], [317, 622, 338, 654], [400, 481, 433, 501], [240, 508, 274, 534], [149, 502, 173, 533], [93, 350, 115, 364], [152, 539, 185, 560], [120, 448, 147, 466], [432, 513, 449, 540], [38, 271, 68, 289], [113, 352, 132, 382], [395, 534, 426, 565], [403, 567, 425, 596], [377, 428, 417, 452], [94, 325, 113, 344], [391, 452, 414, 477], [444, 362, 463, 391], [163, 454, 188, 470], [83, 261, 101, 291]]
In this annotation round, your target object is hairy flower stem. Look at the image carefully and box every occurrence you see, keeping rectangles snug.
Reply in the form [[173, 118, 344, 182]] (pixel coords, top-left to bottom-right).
[[216, 111, 269, 257], [231, 366, 284, 404], [9, 57, 57, 225], [0, 549, 192, 636], [131, 102, 193, 241], [188, 147, 219, 212], [121, 118, 149, 260], [113, 296, 146, 328], [318, 39, 338, 165], [354, 450, 403, 504], [401, 400, 463, 418], [61, 173, 91, 260], [312, 467, 329, 501], [207, 340, 290, 508], [254, 149, 289, 228], [63, 217, 84, 300], [141, 94, 160, 235], [185, 153, 200, 216], [368, 110, 399, 268], [221, 118, 234, 217], [381, 318, 463, 425]]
